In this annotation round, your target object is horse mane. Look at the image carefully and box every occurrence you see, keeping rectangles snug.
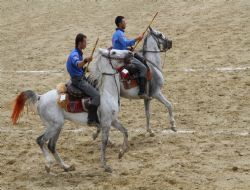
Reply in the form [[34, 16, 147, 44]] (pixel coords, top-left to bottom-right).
[[88, 48, 128, 89]]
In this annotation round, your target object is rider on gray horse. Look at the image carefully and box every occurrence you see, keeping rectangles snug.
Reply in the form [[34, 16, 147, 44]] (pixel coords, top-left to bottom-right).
[[66, 33, 100, 126], [112, 16, 151, 100]]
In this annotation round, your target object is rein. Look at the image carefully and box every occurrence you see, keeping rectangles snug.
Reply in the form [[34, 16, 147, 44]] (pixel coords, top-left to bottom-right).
[[144, 57, 163, 72], [140, 50, 166, 53], [99, 53, 125, 75]]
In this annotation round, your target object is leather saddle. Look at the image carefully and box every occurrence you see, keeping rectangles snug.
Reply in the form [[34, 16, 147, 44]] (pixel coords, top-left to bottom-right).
[[66, 81, 89, 100], [56, 81, 91, 113]]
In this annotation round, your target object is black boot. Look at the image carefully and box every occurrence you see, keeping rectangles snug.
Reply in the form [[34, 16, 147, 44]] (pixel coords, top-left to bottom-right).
[[138, 77, 151, 100], [87, 105, 99, 126]]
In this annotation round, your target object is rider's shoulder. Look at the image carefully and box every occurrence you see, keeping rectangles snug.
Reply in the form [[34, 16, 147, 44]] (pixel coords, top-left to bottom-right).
[[114, 29, 124, 35], [70, 49, 78, 56]]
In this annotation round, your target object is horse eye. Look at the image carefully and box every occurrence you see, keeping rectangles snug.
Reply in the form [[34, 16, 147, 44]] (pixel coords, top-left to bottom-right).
[[111, 51, 116, 55]]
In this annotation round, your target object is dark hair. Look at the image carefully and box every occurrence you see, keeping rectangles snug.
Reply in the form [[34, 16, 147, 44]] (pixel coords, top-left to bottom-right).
[[75, 33, 87, 48], [115, 16, 124, 27]]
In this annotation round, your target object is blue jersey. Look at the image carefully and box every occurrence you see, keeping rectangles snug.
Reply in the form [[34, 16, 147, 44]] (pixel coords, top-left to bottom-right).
[[66, 48, 85, 78], [112, 28, 136, 50]]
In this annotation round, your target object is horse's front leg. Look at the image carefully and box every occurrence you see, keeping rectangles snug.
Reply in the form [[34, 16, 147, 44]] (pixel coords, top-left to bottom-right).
[[154, 92, 176, 132], [92, 124, 101, 140], [144, 99, 155, 136], [93, 125, 114, 147], [100, 125, 112, 173]]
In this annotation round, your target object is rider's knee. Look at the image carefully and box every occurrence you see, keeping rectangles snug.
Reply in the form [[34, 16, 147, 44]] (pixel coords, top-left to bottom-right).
[[93, 93, 100, 106]]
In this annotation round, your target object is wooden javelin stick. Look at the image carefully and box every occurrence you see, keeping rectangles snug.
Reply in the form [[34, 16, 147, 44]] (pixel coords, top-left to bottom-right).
[[86, 37, 99, 72], [133, 12, 159, 51]]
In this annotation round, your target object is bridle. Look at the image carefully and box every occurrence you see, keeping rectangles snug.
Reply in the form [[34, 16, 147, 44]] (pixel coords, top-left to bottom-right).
[[141, 31, 169, 54], [139, 30, 171, 71]]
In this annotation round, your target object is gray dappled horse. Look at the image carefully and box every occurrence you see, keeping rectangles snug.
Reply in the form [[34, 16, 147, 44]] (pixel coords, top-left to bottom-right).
[[11, 48, 133, 173], [120, 27, 176, 136]]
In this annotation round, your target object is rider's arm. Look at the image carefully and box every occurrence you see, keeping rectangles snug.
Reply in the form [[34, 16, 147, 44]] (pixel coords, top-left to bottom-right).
[[77, 57, 92, 68], [72, 54, 92, 68], [118, 35, 136, 48], [118, 34, 143, 49]]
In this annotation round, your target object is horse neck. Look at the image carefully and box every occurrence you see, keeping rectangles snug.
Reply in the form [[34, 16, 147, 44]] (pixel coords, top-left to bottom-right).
[[144, 35, 161, 67], [98, 60, 120, 101], [101, 73, 120, 99]]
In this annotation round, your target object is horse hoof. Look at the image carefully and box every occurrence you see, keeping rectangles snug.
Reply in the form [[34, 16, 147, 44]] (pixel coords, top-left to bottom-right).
[[64, 164, 75, 172], [45, 165, 51, 173], [149, 132, 155, 137], [147, 129, 155, 137], [108, 140, 115, 148], [118, 151, 124, 159], [104, 166, 113, 173], [92, 133, 98, 140], [171, 127, 177, 132]]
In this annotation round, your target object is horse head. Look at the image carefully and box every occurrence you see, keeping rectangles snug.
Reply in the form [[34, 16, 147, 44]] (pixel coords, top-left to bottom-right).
[[146, 27, 172, 51], [98, 48, 133, 70]]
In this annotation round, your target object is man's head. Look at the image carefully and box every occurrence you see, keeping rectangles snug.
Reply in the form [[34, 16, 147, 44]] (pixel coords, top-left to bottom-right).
[[75, 33, 87, 50], [115, 16, 126, 29]]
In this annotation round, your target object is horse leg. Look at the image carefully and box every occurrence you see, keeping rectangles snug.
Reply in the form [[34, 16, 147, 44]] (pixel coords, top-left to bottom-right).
[[144, 99, 154, 136], [154, 92, 176, 131], [92, 125, 114, 148], [36, 129, 55, 173], [112, 119, 129, 159], [92, 125, 101, 140], [47, 127, 75, 172], [100, 125, 112, 173]]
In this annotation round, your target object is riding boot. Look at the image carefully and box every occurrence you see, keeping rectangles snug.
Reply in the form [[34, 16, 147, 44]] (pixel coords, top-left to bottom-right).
[[87, 105, 99, 126], [138, 77, 151, 100]]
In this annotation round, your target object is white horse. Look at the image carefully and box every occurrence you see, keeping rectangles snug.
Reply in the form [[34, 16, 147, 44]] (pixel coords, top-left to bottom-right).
[[11, 48, 132, 173], [121, 27, 176, 136]]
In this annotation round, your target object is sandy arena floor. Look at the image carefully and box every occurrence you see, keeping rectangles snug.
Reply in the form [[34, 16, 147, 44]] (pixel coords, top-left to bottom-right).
[[0, 0, 250, 189]]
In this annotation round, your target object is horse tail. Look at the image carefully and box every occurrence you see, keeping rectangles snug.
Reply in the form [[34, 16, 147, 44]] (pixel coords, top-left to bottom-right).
[[11, 90, 39, 125]]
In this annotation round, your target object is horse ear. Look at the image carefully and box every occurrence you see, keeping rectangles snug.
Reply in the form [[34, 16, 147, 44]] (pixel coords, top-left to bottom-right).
[[149, 26, 153, 31]]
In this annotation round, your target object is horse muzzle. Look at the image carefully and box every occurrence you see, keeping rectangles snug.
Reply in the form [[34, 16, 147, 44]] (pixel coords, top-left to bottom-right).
[[168, 40, 172, 49]]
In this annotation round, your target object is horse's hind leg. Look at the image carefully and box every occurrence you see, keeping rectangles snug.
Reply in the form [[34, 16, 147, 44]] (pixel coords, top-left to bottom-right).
[[36, 132, 54, 173], [112, 119, 129, 159], [154, 92, 176, 131], [144, 99, 154, 136], [37, 123, 64, 173], [48, 127, 75, 172]]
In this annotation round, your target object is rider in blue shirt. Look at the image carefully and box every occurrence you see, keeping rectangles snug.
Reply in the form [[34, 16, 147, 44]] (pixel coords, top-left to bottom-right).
[[66, 33, 100, 126], [112, 16, 150, 99], [112, 28, 137, 50], [66, 48, 85, 78]]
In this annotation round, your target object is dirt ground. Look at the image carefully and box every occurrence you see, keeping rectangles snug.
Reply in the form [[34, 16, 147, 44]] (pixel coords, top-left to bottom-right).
[[0, 0, 250, 189]]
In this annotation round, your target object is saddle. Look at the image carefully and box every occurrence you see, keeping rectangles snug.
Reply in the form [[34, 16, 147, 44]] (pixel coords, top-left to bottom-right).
[[56, 81, 91, 113]]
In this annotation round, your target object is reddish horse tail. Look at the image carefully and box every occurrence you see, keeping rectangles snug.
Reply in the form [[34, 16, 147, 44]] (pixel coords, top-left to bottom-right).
[[11, 90, 38, 124]]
